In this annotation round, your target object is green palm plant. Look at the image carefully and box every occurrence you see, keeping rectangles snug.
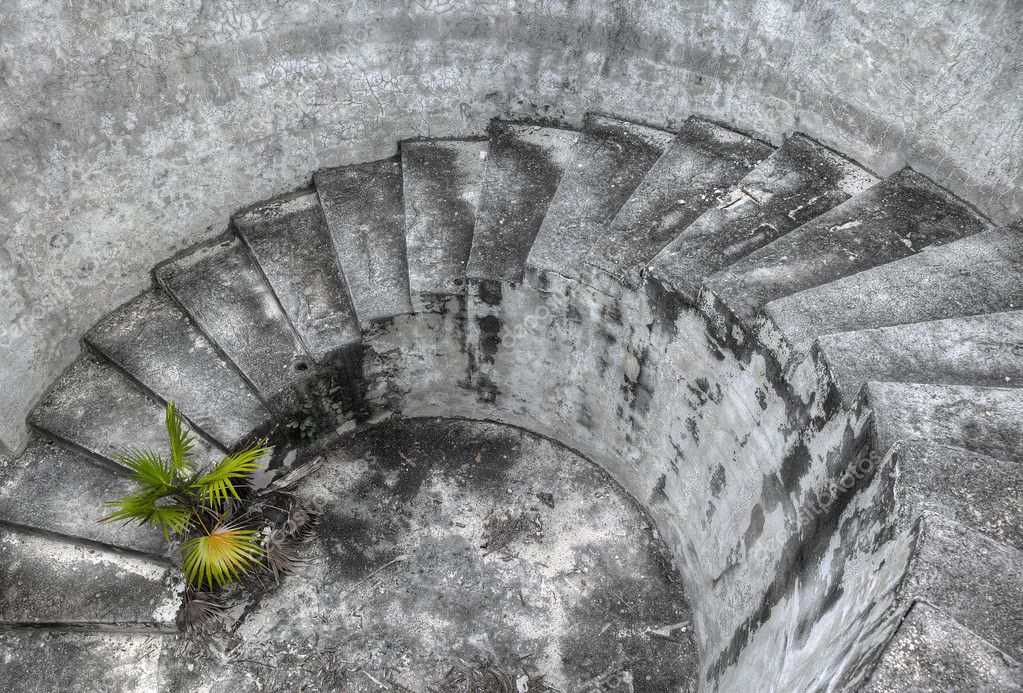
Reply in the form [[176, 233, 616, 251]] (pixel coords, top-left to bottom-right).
[[102, 402, 272, 591]]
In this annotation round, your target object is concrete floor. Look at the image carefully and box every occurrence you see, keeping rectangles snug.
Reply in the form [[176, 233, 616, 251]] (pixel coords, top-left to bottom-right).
[[162, 418, 698, 692]]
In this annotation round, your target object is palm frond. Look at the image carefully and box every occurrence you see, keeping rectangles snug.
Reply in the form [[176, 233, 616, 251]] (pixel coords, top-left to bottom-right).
[[149, 504, 195, 540], [102, 490, 192, 540], [183, 591, 228, 634], [182, 521, 264, 590], [285, 498, 319, 543], [114, 448, 176, 491], [192, 441, 270, 508], [165, 401, 196, 474], [265, 529, 305, 584]]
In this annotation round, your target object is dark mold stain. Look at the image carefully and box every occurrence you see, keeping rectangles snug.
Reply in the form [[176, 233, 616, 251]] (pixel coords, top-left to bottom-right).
[[779, 442, 812, 494], [477, 314, 503, 364], [685, 416, 700, 443], [650, 473, 669, 505], [476, 279, 503, 306], [709, 464, 727, 498], [743, 504, 766, 548]]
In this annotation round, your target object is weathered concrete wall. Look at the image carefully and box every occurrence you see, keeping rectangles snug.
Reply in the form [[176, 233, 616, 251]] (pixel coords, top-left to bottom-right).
[[357, 271, 914, 689], [2, 0, 1021, 452]]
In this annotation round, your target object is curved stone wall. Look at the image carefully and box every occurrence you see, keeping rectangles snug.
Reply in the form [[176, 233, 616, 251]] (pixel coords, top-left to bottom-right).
[[2, 0, 1022, 454], [358, 274, 900, 689]]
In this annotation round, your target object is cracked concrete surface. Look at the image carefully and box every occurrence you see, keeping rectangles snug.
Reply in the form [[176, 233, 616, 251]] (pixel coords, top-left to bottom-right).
[[160, 417, 698, 692], [1, 0, 1021, 454]]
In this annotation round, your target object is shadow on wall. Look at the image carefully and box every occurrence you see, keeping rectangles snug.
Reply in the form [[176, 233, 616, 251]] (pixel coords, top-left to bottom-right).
[[1, 0, 1021, 454]]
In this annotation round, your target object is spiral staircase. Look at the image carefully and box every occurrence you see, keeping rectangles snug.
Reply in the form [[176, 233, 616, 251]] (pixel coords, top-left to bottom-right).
[[1, 113, 1021, 691]]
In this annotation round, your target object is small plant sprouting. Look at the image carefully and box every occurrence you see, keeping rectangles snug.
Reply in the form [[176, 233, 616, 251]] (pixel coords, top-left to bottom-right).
[[102, 401, 270, 591], [287, 401, 318, 443]]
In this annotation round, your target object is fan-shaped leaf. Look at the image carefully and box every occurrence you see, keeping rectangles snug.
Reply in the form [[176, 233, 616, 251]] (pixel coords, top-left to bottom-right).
[[265, 528, 305, 583], [165, 401, 196, 474], [114, 448, 175, 491], [102, 490, 192, 540], [192, 441, 271, 508], [182, 522, 264, 590], [183, 591, 228, 634]]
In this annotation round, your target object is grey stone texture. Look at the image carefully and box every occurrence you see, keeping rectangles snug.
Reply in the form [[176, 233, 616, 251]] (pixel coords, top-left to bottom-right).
[[0, 631, 166, 693], [467, 121, 579, 283], [585, 117, 774, 289], [865, 602, 1023, 693], [86, 288, 271, 448], [648, 133, 876, 300], [0, 435, 167, 555], [704, 167, 990, 323], [2, 90, 1022, 690], [401, 138, 489, 301], [818, 310, 1023, 405], [315, 157, 413, 324], [902, 514, 1023, 661], [2, 0, 1022, 453], [27, 352, 221, 467], [527, 114, 675, 280], [163, 418, 699, 692], [765, 222, 1023, 357], [234, 189, 362, 360], [883, 441, 1023, 553], [869, 382, 1023, 465], [0, 525, 181, 628], [156, 237, 310, 402]]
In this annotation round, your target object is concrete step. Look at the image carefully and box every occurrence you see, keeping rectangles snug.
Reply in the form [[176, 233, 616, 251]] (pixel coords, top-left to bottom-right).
[[870, 382, 1023, 465], [526, 114, 676, 281], [401, 138, 489, 304], [28, 352, 221, 467], [702, 168, 990, 323], [900, 513, 1023, 662], [882, 441, 1023, 553], [864, 602, 1022, 692], [86, 288, 270, 449], [0, 525, 181, 628], [765, 222, 1023, 357], [819, 310, 1023, 406], [233, 189, 362, 360], [584, 117, 773, 290], [466, 120, 579, 283], [648, 133, 876, 300], [0, 435, 166, 556], [155, 236, 310, 404], [0, 630, 167, 692], [315, 157, 413, 324]]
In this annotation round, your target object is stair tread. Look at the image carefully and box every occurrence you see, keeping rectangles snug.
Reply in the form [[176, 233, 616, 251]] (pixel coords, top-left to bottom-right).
[[155, 236, 310, 401], [527, 114, 676, 280], [885, 441, 1023, 553], [648, 133, 876, 300], [865, 602, 1022, 692], [590, 118, 776, 289], [467, 121, 579, 283], [315, 157, 412, 323], [0, 436, 166, 555], [0, 526, 181, 627], [234, 189, 361, 359], [903, 513, 1023, 661], [767, 222, 1023, 355], [28, 352, 221, 466], [819, 310, 1023, 405], [0, 630, 166, 693], [401, 138, 489, 300], [870, 381, 1023, 465], [86, 288, 270, 448], [703, 167, 990, 322]]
